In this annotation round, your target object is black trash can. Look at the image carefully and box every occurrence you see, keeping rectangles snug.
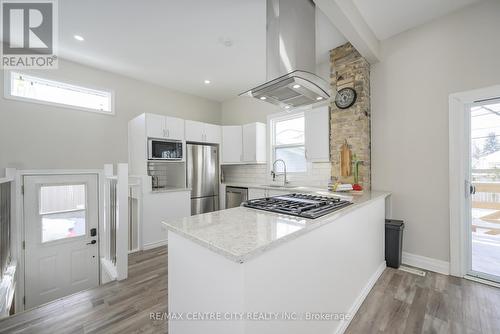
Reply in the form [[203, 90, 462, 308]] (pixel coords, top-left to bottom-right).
[[385, 219, 404, 269]]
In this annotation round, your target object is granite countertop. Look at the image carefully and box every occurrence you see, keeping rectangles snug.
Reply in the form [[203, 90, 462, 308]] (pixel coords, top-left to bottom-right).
[[162, 190, 391, 264], [151, 186, 191, 193], [223, 182, 326, 193]]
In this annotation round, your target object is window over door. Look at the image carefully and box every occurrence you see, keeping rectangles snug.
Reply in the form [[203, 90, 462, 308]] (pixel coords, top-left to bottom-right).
[[5, 71, 114, 114], [270, 112, 307, 173]]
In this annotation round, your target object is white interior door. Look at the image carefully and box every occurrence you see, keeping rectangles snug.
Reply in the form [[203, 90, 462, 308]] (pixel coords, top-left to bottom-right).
[[24, 174, 99, 309], [467, 99, 500, 283]]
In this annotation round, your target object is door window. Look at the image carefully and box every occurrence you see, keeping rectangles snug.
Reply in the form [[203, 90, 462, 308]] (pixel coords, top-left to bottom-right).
[[39, 184, 86, 243], [470, 101, 500, 280]]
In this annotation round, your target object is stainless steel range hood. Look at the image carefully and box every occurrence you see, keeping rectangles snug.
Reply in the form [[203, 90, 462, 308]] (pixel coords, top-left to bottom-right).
[[240, 0, 330, 109]]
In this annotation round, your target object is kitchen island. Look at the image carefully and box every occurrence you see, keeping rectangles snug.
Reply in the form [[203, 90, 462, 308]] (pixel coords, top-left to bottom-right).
[[163, 191, 390, 334]]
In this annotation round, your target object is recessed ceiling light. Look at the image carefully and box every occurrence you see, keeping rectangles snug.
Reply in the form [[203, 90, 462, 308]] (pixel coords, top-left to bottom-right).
[[316, 96, 323, 100], [204, 80, 211, 84], [293, 84, 301, 89], [74, 35, 85, 41], [260, 96, 267, 100], [284, 106, 290, 109]]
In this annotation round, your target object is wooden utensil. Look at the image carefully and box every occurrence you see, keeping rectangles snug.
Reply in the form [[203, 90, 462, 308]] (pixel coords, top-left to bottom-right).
[[340, 139, 351, 177]]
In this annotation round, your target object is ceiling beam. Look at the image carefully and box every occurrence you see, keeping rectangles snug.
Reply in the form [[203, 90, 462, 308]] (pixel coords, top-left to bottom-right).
[[314, 0, 380, 64]]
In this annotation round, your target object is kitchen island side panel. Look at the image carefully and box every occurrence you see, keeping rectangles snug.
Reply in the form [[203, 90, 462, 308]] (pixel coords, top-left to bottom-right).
[[167, 197, 385, 334], [242, 197, 386, 334], [168, 231, 245, 334]]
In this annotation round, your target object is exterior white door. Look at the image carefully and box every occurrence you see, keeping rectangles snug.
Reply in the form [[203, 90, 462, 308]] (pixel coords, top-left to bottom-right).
[[24, 174, 99, 309], [467, 99, 500, 283]]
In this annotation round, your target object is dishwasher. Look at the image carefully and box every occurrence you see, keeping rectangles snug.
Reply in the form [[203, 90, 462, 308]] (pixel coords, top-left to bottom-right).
[[225, 187, 248, 208]]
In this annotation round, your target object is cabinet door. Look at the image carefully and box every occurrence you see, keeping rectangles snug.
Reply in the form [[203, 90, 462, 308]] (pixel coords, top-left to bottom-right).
[[145, 113, 166, 139], [165, 116, 184, 140], [305, 106, 330, 162], [242, 123, 266, 163], [204, 123, 221, 144], [248, 188, 267, 200], [242, 124, 256, 162], [185, 120, 204, 142], [222, 126, 243, 163]]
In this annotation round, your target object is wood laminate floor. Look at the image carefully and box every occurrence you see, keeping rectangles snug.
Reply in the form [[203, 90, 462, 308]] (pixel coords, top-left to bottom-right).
[[0, 247, 168, 334], [0, 247, 499, 334]]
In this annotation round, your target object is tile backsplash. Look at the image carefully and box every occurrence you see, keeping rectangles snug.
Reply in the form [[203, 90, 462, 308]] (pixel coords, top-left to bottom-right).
[[222, 162, 332, 188]]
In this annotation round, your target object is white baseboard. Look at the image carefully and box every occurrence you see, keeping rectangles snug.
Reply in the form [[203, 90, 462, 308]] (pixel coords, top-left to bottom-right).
[[335, 261, 386, 334], [143, 239, 168, 250], [402, 252, 450, 275]]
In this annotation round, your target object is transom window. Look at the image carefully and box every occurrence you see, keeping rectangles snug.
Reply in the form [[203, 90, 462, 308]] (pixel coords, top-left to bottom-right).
[[5, 71, 114, 114], [270, 112, 307, 173]]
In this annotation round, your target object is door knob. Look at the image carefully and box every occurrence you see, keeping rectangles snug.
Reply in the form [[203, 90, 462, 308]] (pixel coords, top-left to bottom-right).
[[86, 240, 96, 245]]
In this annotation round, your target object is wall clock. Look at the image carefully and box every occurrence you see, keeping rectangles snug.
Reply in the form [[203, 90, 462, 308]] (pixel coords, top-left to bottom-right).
[[335, 87, 357, 109]]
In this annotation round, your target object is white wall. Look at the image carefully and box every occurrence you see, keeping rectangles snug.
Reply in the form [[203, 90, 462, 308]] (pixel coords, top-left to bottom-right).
[[371, 0, 500, 262], [0, 60, 221, 176], [221, 96, 279, 125]]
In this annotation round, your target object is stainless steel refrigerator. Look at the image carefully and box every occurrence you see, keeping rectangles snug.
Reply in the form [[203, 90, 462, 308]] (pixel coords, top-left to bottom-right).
[[186, 143, 219, 215]]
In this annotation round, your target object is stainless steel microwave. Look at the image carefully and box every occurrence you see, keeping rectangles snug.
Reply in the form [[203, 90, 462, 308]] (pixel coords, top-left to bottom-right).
[[148, 139, 183, 160]]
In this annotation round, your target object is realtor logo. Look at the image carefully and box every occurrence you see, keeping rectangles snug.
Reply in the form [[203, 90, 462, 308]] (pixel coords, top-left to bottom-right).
[[1, 0, 58, 68]]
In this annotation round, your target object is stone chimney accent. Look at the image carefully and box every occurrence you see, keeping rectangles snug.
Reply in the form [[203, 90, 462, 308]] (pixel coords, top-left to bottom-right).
[[329, 42, 371, 189]]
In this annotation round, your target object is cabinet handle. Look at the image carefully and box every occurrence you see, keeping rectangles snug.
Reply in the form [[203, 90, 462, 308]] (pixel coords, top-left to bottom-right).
[[305, 149, 308, 159]]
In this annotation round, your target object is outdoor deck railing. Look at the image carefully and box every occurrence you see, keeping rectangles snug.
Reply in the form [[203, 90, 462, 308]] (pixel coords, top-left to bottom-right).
[[472, 169, 500, 210]]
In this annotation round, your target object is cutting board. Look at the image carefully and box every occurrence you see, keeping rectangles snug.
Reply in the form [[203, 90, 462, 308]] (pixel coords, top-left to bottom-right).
[[340, 140, 351, 177]]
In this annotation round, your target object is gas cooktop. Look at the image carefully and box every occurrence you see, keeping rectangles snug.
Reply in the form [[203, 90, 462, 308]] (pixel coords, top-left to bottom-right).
[[243, 193, 352, 219]]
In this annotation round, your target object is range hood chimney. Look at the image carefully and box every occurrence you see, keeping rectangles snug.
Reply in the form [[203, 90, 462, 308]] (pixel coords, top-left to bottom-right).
[[241, 0, 330, 109]]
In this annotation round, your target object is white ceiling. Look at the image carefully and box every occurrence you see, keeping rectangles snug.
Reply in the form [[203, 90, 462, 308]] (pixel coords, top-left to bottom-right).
[[58, 0, 346, 102], [352, 0, 483, 40]]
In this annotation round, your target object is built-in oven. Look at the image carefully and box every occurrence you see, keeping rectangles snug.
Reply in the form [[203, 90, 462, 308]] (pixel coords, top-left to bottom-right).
[[148, 139, 183, 160]]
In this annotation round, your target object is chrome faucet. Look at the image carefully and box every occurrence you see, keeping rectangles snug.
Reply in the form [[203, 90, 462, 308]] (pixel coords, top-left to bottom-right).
[[271, 159, 288, 185]]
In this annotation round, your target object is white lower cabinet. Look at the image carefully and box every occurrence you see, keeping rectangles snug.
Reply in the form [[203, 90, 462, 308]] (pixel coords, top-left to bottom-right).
[[142, 189, 190, 249]]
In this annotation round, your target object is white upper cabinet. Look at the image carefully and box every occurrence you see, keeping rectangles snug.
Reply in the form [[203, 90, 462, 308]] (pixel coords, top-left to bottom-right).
[[185, 120, 221, 144], [204, 123, 222, 144], [145, 113, 166, 139], [145, 113, 184, 140], [185, 120, 204, 142], [221, 122, 266, 164], [242, 123, 266, 163], [222, 126, 243, 164], [304, 106, 330, 162], [165, 116, 185, 140]]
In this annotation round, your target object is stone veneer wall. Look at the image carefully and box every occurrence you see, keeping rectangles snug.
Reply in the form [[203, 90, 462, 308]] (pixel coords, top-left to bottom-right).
[[330, 42, 371, 189]]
